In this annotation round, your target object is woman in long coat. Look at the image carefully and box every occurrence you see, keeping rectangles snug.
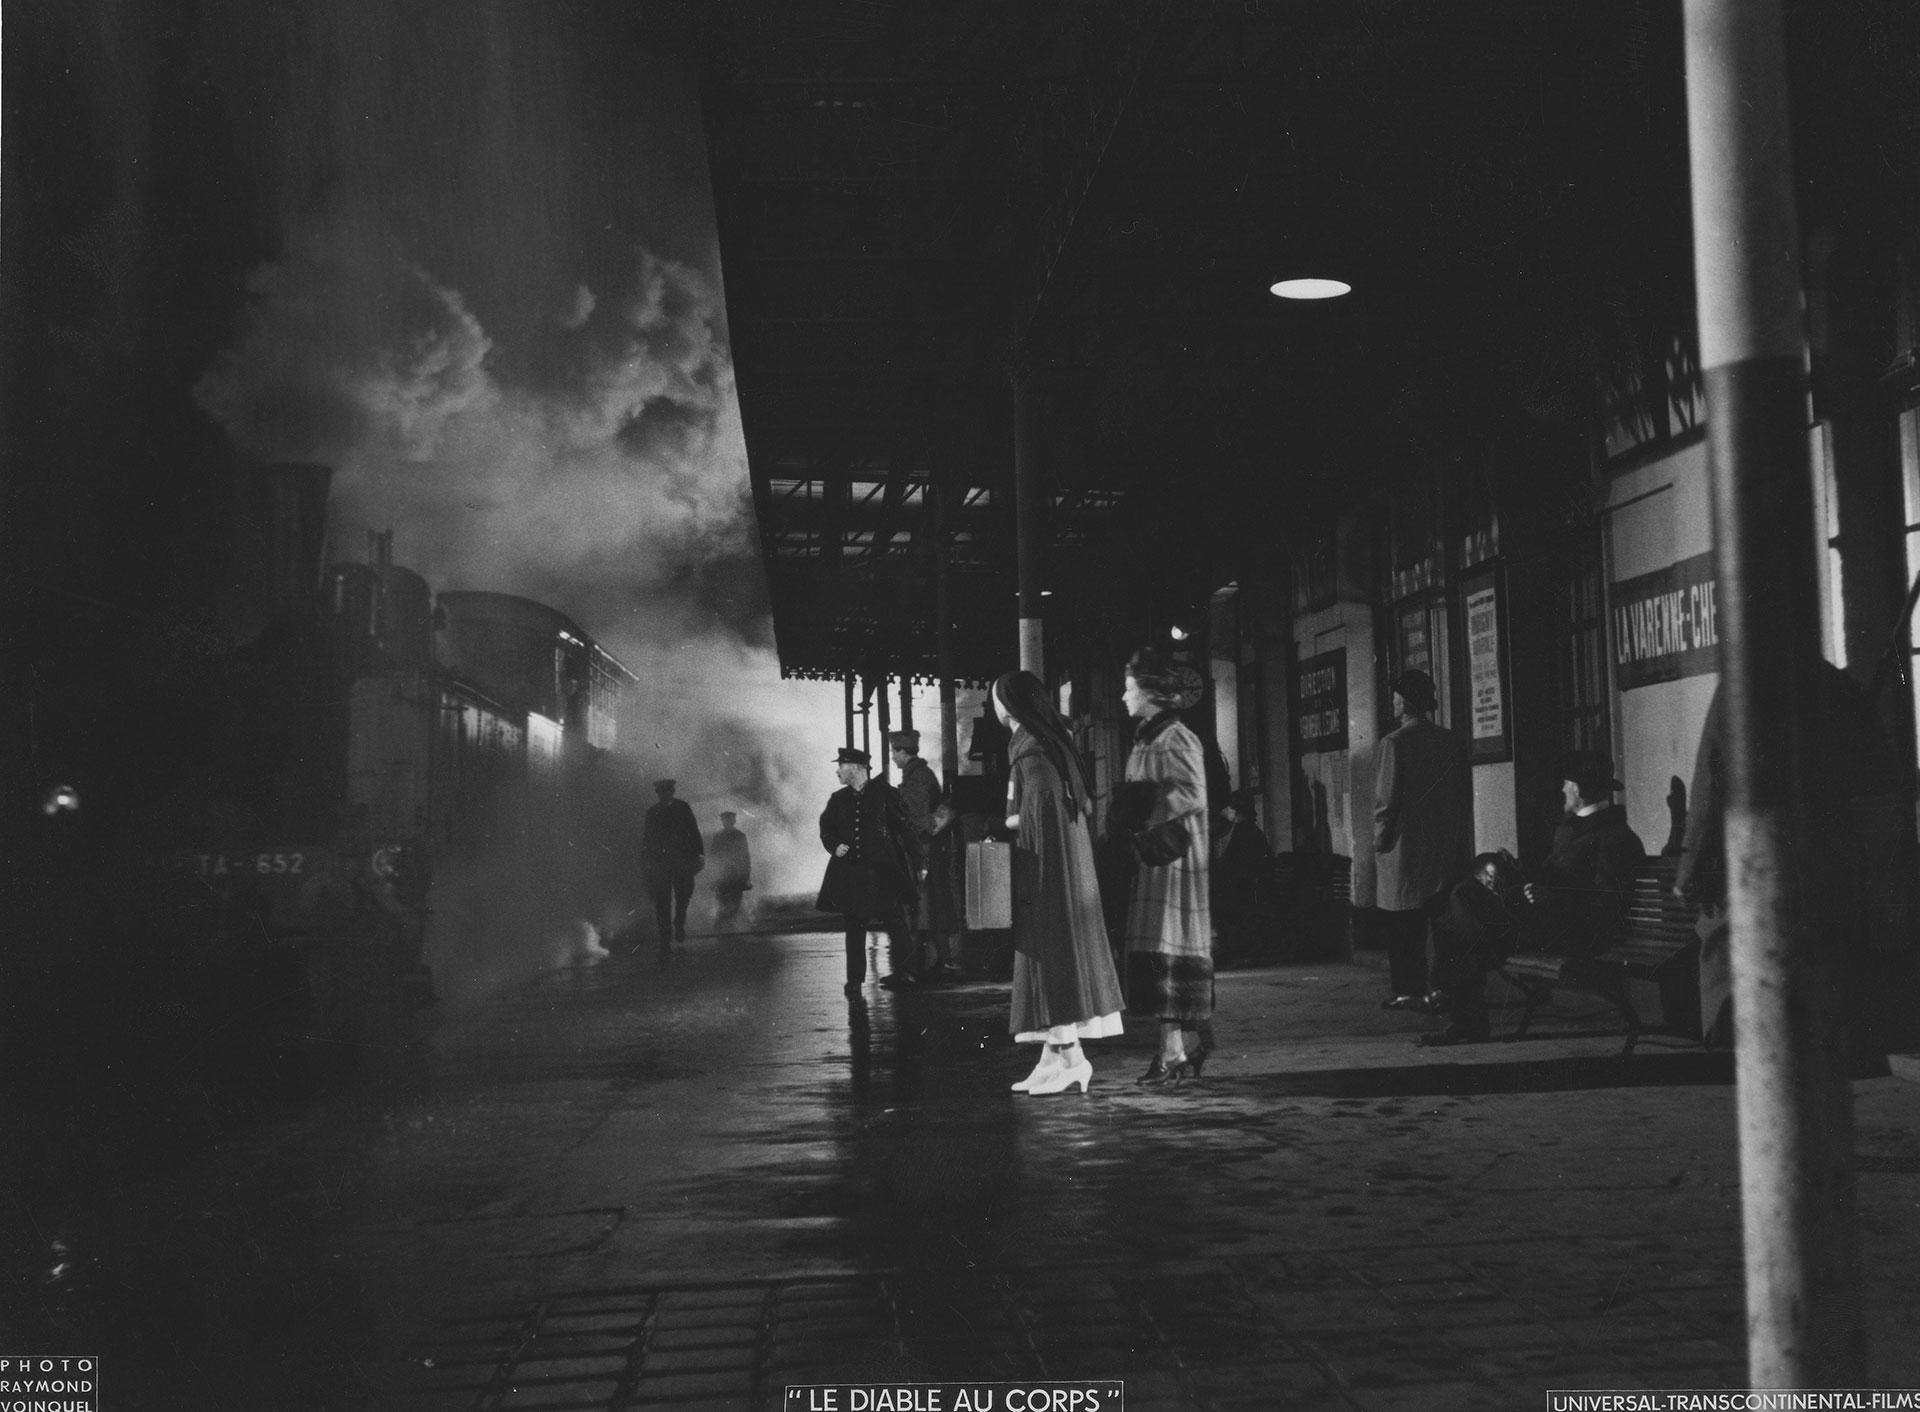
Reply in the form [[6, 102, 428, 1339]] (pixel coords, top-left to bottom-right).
[[1120, 648, 1213, 1085], [993, 671, 1125, 1095]]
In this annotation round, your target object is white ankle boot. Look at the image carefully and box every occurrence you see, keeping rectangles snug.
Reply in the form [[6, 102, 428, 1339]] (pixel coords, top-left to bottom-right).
[[1010, 1047, 1064, 1092]]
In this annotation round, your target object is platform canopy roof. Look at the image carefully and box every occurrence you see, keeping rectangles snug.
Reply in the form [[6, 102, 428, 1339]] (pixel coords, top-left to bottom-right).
[[694, 0, 1699, 684]]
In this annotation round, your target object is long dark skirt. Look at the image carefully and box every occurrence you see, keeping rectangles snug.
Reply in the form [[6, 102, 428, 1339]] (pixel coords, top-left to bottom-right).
[[1008, 802, 1124, 1036]]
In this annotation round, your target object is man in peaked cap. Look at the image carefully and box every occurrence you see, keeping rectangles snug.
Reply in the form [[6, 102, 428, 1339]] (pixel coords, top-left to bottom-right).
[[817, 747, 920, 996]]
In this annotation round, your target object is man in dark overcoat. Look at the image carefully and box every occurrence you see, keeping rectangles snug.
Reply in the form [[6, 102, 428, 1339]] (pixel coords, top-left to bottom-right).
[[1525, 750, 1645, 958], [643, 779, 704, 952], [890, 729, 958, 981], [818, 747, 920, 996], [1372, 669, 1472, 1008]]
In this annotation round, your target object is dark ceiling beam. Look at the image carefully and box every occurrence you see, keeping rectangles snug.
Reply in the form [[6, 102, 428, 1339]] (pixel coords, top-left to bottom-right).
[[1009, 0, 1171, 363]]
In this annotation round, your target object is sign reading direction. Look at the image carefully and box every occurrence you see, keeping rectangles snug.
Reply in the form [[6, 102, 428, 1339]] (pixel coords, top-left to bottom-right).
[[1611, 551, 1720, 690], [1294, 648, 1348, 753]]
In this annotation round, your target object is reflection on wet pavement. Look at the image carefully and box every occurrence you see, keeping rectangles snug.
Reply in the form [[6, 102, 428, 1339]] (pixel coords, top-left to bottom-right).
[[8, 924, 1920, 1410]]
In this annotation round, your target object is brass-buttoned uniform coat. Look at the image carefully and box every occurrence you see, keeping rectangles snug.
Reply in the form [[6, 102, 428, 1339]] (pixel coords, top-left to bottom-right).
[[816, 780, 920, 921]]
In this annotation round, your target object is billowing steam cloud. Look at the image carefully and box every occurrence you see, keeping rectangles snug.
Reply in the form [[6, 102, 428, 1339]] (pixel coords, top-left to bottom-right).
[[195, 207, 845, 993]]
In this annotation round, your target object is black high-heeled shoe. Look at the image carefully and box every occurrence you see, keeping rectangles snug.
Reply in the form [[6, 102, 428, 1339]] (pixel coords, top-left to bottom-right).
[[1138, 1055, 1196, 1087]]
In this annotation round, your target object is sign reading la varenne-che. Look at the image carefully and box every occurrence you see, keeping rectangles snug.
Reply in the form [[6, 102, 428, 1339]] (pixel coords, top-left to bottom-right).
[[1611, 551, 1719, 690]]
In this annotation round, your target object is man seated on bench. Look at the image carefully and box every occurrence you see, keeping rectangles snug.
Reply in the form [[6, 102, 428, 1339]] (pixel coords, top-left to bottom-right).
[[1418, 851, 1527, 1047], [1524, 750, 1646, 959]]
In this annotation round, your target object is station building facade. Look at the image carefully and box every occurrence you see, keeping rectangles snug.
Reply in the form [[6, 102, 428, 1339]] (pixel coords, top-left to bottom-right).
[[1033, 237, 1920, 985]]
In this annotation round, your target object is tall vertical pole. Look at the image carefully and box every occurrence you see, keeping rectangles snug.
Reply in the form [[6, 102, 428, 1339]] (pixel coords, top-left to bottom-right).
[[899, 677, 914, 736], [1014, 374, 1045, 679], [935, 478, 966, 961], [936, 483, 962, 787], [877, 675, 892, 784], [1684, 0, 1864, 1386], [844, 672, 855, 750]]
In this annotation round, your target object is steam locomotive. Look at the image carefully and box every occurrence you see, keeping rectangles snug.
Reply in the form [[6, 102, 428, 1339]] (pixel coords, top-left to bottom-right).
[[130, 462, 638, 1091]]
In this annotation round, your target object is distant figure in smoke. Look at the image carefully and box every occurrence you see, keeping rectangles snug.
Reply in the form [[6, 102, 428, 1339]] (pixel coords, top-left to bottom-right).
[[709, 811, 753, 930], [643, 779, 704, 953], [817, 747, 920, 997]]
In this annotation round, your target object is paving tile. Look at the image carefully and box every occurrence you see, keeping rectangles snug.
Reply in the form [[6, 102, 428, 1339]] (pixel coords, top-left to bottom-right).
[[537, 1312, 647, 1336], [1187, 1360, 1335, 1398], [518, 1334, 637, 1361], [508, 1355, 628, 1381], [627, 1369, 756, 1401], [388, 1392, 488, 1412], [650, 1309, 766, 1335], [658, 1287, 779, 1310], [1243, 1291, 1409, 1334], [638, 1345, 757, 1375], [1345, 1381, 1501, 1412], [406, 1357, 502, 1386], [1548, 1315, 1689, 1352], [543, 1293, 657, 1316], [1435, 1321, 1567, 1353], [1037, 1344, 1180, 1376], [495, 1380, 619, 1409], [649, 1326, 762, 1352]]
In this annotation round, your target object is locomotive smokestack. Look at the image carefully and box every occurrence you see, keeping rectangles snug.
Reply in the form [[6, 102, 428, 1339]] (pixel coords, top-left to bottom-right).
[[261, 461, 334, 612]]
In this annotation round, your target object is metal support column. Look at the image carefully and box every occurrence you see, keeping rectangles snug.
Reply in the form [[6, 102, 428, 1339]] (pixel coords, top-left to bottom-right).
[[877, 675, 892, 783], [844, 672, 855, 750], [1684, 0, 1864, 1385], [1014, 375, 1045, 679]]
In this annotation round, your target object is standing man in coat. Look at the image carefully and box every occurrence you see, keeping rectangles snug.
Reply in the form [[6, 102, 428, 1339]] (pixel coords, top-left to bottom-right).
[[817, 747, 921, 997], [1372, 669, 1472, 1009], [890, 729, 957, 982], [708, 811, 753, 930], [643, 779, 704, 954]]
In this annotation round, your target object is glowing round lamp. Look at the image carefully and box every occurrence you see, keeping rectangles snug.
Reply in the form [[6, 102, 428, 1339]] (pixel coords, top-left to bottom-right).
[[1269, 277, 1351, 300]]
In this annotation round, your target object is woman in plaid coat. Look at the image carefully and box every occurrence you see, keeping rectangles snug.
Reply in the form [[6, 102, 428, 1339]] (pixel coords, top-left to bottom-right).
[[1120, 648, 1213, 1085]]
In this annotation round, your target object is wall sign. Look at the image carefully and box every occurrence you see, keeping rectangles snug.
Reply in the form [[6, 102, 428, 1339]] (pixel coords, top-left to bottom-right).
[[1294, 648, 1348, 753], [1395, 600, 1434, 678], [1611, 551, 1720, 690], [1460, 568, 1511, 762]]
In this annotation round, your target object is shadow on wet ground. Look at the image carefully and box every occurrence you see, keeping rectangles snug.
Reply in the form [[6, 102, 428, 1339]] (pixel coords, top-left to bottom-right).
[[8, 926, 1920, 1411], [1202, 1049, 1736, 1100]]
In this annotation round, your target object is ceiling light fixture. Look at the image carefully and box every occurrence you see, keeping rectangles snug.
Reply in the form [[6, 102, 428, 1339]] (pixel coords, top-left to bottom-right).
[[1269, 277, 1351, 300]]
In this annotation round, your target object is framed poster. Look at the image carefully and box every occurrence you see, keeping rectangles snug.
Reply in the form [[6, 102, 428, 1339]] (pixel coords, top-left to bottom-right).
[[1460, 568, 1512, 763], [1293, 648, 1348, 754]]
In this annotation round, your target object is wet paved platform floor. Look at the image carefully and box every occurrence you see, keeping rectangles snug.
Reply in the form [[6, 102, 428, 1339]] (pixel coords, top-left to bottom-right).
[[9, 925, 1920, 1411]]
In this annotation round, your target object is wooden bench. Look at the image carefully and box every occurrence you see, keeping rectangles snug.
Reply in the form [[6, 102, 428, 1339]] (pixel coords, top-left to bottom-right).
[[1499, 858, 1701, 1055]]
